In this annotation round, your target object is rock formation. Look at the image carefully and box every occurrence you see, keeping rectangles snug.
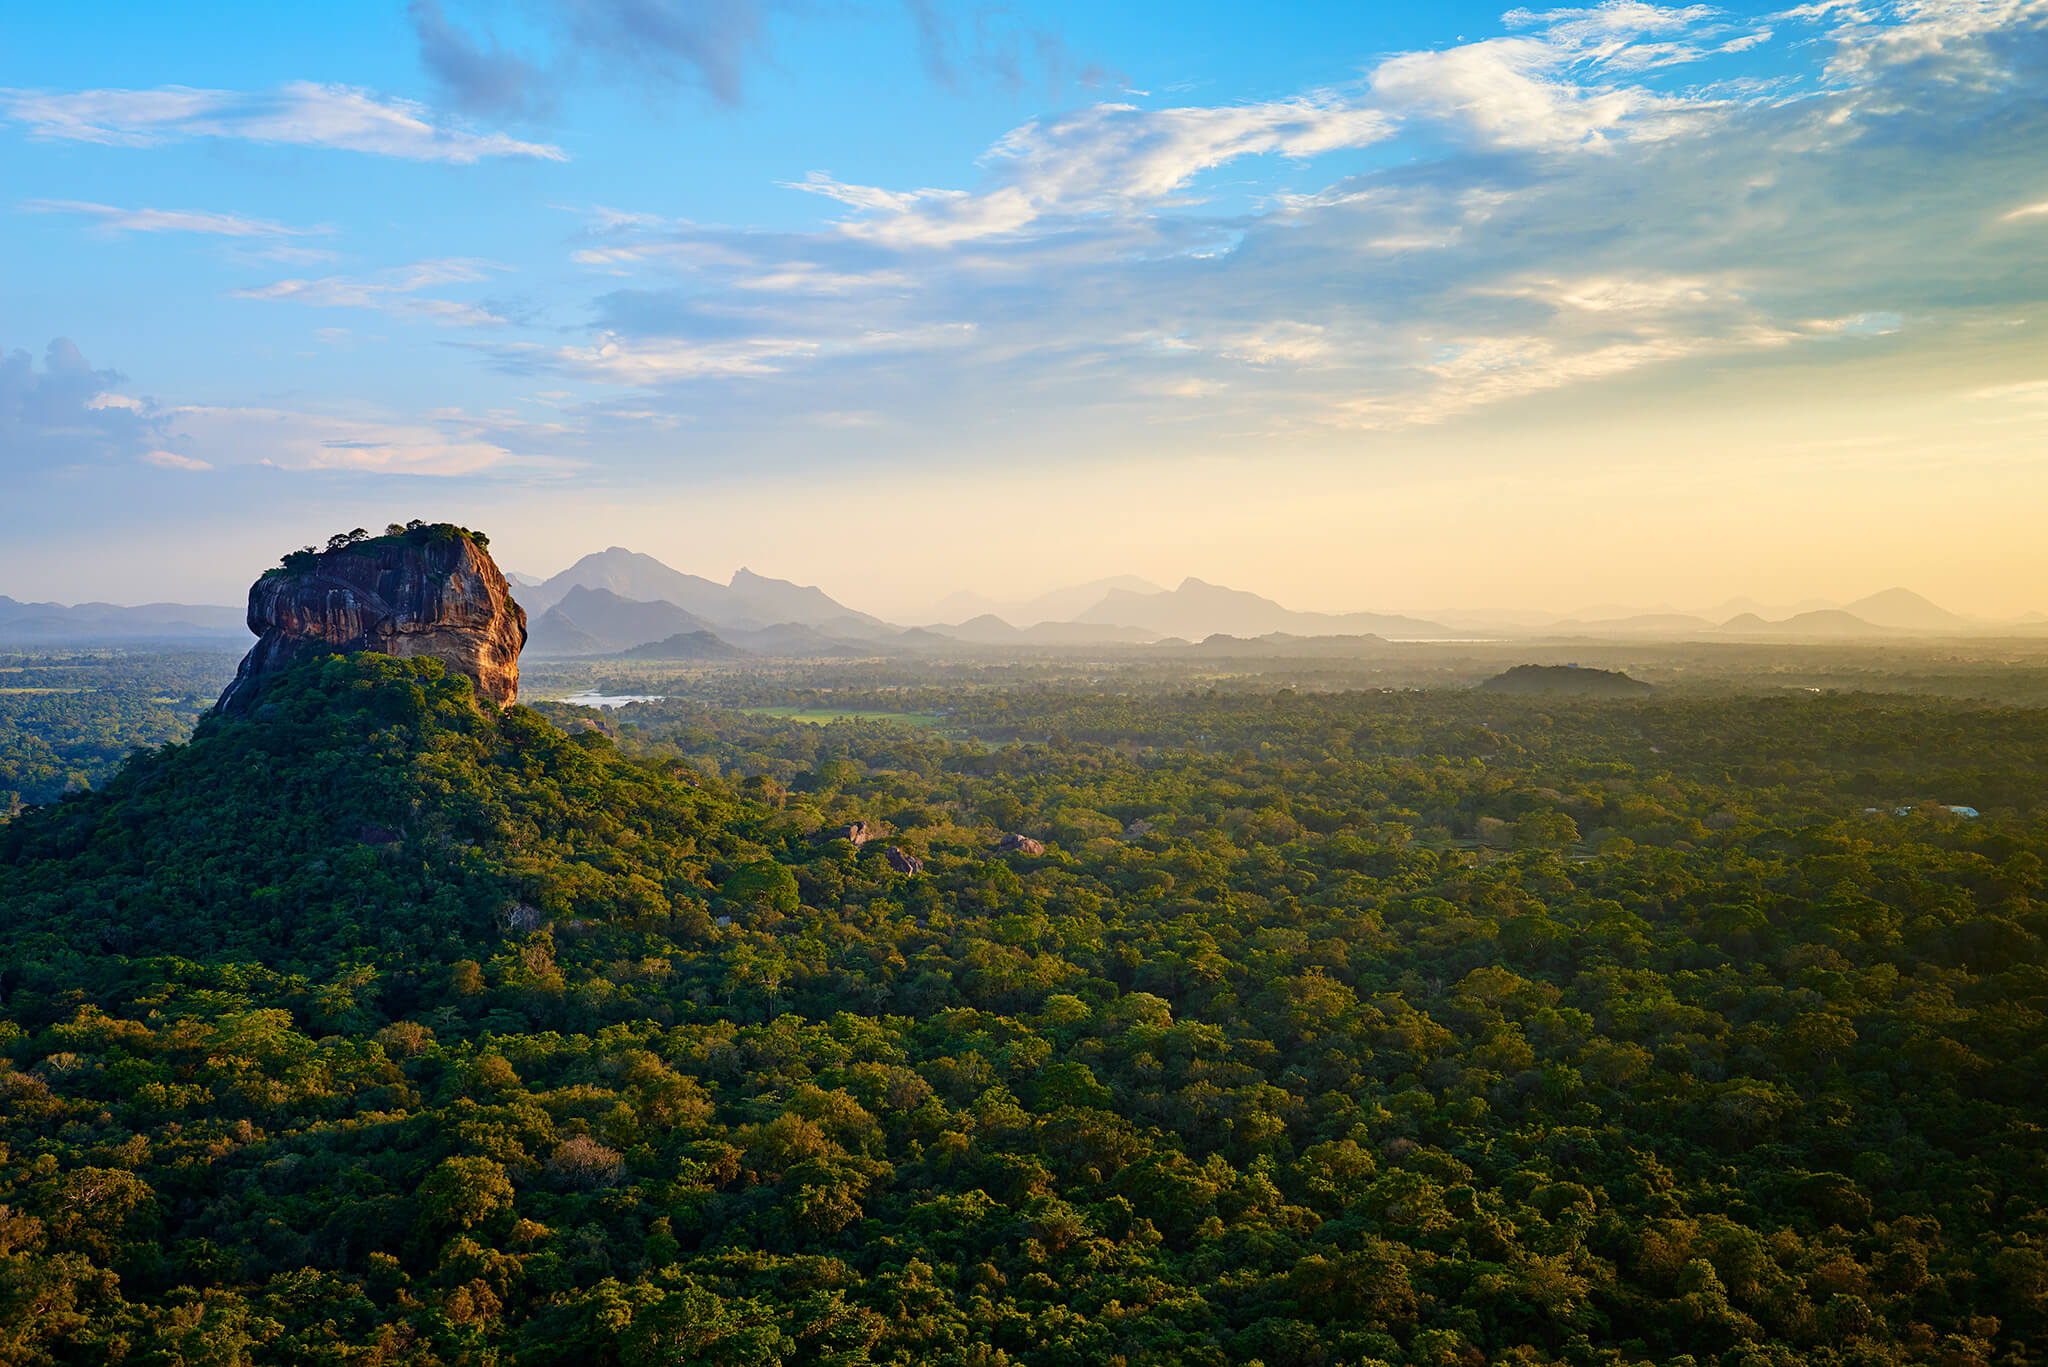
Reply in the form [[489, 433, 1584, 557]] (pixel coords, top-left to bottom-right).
[[885, 846, 923, 875], [818, 821, 873, 847], [996, 834, 1045, 855], [215, 525, 527, 715]]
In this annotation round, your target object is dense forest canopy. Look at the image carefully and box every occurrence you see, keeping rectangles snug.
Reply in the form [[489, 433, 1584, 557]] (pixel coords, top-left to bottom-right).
[[0, 650, 237, 815], [0, 649, 2043, 1365]]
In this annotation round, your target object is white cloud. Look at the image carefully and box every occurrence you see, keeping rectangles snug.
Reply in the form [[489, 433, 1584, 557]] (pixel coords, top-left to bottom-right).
[[2003, 199, 2048, 221], [783, 173, 966, 216], [1807, 0, 2048, 83], [21, 199, 330, 238], [0, 82, 565, 162], [1970, 377, 2048, 401], [799, 93, 1397, 246], [571, 238, 759, 271], [545, 334, 823, 382], [167, 404, 514, 475], [1807, 310, 1905, 334], [1370, 39, 1712, 149], [232, 259, 511, 327], [1214, 322, 1337, 367], [142, 448, 212, 470], [733, 263, 915, 295], [1495, 273, 1744, 312], [1332, 333, 1718, 428]]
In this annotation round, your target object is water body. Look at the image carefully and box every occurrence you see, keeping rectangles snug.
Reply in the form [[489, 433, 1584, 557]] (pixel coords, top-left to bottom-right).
[[559, 692, 665, 708]]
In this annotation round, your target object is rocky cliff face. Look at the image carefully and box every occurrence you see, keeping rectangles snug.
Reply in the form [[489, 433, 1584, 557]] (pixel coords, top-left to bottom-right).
[[215, 527, 527, 715]]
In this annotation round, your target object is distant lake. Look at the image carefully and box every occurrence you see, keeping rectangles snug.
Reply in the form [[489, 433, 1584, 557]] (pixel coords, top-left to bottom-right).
[[559, 692, 665, 708]]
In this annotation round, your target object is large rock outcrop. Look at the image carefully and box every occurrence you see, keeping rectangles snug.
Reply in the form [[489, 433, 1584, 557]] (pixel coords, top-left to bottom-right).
[[215, 525, 527, 715]]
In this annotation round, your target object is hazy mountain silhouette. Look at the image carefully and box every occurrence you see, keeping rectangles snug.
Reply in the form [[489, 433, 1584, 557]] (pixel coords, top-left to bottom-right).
[[1073, 577, 1453, 639], [727, 568, 891, 636], [520, 549, 880, 632], [521, 548, 728, 618], [0, 596, 245, 642], [528, 587, 717, 656], [1544, 613, 1718, 635], [719, 623, 878, 657], [924, 615, 1161, 645], [1718, 609, 1888, 636], [933, 577, 1167, 628], [1842, 587, 1972, 631]]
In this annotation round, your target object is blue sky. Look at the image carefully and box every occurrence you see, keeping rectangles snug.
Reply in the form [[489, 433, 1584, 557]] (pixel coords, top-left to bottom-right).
[[5, 0, 2048, 617]]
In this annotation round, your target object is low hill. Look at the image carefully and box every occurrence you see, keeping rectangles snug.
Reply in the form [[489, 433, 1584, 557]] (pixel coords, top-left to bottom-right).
[[1479, 663, 1653, 695], [615, 630, 748, 660], [1719, 609, 1888, 637], [722, 622, 879, 656]]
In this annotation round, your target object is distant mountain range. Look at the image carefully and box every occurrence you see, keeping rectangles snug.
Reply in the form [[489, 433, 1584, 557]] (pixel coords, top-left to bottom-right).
[[517, 553, 898, 659], [0, 596, 245, 643], [517, 549, 891, 639], [1, 554, 2033, 652]]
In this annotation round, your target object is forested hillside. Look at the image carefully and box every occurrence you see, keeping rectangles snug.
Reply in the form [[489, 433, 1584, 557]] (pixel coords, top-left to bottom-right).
[[1, 656, 2044, 1365]]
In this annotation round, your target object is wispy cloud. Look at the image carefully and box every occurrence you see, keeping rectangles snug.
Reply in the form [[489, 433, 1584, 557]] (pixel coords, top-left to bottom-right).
[[231, 259, 513, 327], [0, 82, 565, 162], [21, 199, 330, 239]]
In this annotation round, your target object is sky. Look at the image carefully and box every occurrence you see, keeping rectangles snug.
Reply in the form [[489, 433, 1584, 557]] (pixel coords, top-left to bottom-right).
[[3, 0, 2047, 621]]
